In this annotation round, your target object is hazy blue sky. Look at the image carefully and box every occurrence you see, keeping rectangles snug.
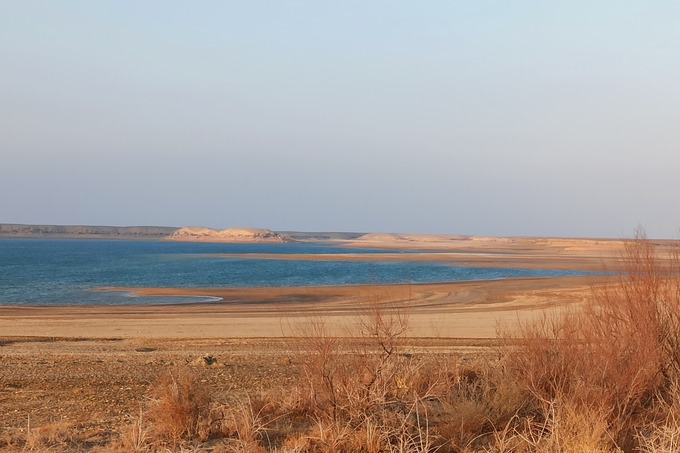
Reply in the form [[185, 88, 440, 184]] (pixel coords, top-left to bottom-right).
[[2, 1, 679, 238]]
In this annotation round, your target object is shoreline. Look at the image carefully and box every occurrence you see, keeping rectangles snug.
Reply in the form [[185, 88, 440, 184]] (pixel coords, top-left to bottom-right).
[[0, 276, 598, 339], [203, 251, 610, 270]]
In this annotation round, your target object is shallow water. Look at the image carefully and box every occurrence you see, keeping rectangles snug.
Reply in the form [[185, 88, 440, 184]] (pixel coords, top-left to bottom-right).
[[0, 239, 585, 306]]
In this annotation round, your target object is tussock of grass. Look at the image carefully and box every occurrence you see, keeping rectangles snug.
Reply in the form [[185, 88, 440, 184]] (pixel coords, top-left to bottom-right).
[[147, 367, 212, 450]]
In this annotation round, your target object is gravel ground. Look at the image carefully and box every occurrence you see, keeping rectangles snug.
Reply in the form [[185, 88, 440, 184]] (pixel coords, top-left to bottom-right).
[[0, 337, 304, 450], [0, 336, 494, 451]]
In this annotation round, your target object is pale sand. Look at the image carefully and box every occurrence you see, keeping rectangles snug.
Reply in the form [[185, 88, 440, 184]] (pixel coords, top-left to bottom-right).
[[0, 235, 625, 340], [0, 277, 597, 339]]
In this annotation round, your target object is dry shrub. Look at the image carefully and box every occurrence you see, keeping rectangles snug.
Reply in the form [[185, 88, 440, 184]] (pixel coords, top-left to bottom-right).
[[22, 419, 75, 451], [292, 293, 413, 422], [281, 405, 433, 453], [638, 420, 680, 453], [283, 418, 353, 452], [293, 316, 343, 417], [286, 291, 536, 452], [216, 390, 323, 452], [589, 233, 680, 385], [147, 367, 212, 447], [506, 231, 680, 451], [286, 290, 450, 451], [0, 416, 75, 452], [117, 407, 151, 452], [483, 399, 613, 453], [218, 396, 269, 452], [636, 384, 680, 452], [283, 288, 534, 452], [427, 357, 529, 453], [432, 398, 489, 451], [356, 288, 410, 358]]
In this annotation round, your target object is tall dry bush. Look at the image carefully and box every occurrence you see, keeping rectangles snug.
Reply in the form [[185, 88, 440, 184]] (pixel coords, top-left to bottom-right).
[[147, 367, 212, 449], [590, 233, 680, 385], [353, 291, 412, 403], [287, 289, 527, 452], [293, 290, 414, 420], [507, 231, 680, 450], [292, 315, 343, 418], [288, 289, 456, 450]]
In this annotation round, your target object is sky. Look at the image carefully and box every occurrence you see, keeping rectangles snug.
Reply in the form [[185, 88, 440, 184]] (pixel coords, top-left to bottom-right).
[[1, 1, 679, 238]]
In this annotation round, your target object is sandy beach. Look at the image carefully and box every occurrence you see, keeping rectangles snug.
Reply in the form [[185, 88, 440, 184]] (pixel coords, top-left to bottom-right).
[[0, 276, 596, 339]]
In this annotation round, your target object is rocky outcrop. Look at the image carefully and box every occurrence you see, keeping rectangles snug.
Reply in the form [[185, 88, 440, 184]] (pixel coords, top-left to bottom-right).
[[167, 227, 288, 243]]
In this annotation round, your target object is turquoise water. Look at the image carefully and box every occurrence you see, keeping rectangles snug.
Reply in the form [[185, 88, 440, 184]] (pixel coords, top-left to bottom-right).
[[0, 239, 586, 306]]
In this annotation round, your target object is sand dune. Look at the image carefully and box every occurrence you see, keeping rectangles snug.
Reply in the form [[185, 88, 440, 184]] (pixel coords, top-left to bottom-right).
[[167, 226, 288, 243]]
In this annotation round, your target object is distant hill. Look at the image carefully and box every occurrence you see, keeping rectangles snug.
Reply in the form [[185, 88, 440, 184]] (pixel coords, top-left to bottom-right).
[[0, 224, 368, 243], [167, 227, 288, 243], [277, 231, 365, 241], [0, 224, 178, 240]]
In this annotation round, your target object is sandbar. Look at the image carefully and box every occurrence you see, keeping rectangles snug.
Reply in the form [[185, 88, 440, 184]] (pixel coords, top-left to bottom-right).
[[0, 276, 597, 338]]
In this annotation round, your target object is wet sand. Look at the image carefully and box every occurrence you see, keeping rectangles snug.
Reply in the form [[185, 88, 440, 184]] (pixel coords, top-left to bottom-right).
[[0, 276, 597, 338]]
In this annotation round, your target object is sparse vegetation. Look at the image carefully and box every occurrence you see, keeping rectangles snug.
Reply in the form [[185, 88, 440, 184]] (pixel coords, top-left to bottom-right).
[[147, 367, 212, 449], [5, 233, 680, 451]]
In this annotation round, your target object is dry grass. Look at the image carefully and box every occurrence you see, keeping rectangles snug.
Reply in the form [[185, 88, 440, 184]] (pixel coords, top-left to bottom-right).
[[501, 231, 680, 452], [0, 417, 78, 452], [117, 407, 150, 452], [146, 367, 212, 451], [23, 419, 75, 451]]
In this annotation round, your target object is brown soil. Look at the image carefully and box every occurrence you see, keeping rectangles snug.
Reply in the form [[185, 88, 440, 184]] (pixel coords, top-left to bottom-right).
[[0, 336, 495, 451]]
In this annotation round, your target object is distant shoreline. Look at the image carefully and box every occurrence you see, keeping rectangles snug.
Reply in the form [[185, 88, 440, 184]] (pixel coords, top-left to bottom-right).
[[0, 223, 365, 243], [1, 223, 676, 257], [0, 223, 178, 240]]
